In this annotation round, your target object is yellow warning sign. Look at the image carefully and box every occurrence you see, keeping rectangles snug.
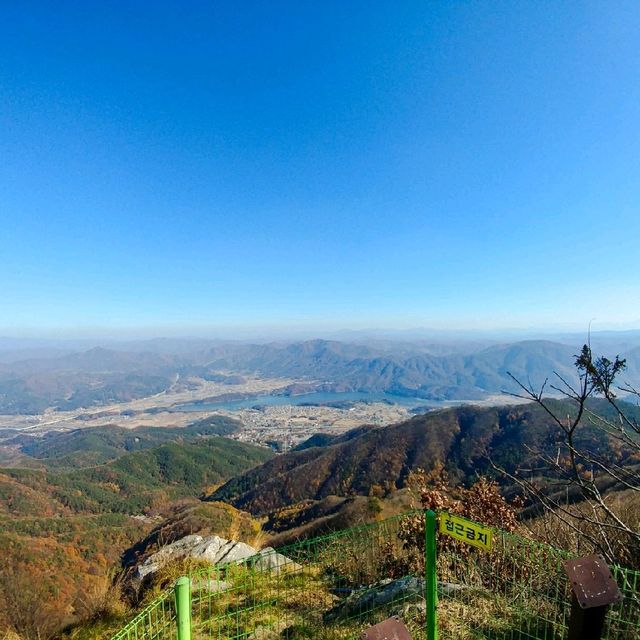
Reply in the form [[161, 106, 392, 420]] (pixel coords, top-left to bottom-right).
[[439, 512, 493, 551]]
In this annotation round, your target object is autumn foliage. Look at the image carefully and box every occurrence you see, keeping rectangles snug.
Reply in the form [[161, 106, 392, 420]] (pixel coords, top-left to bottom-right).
[[378, 464, 523, 577]]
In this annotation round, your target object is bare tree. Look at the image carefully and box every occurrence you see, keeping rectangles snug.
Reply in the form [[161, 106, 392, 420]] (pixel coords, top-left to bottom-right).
[[500, 343, 640, 568]]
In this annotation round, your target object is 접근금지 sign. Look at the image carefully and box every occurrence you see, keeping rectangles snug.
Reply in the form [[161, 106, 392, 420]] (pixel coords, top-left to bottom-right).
[[439, 512, 493, 551]]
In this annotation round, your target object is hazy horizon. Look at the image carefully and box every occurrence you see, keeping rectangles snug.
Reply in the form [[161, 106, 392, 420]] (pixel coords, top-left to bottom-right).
[[2, 322, 640, 346]]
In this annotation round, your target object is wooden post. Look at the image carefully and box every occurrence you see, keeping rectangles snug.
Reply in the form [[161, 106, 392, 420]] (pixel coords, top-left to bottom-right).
[[567, 593, 609, 640]]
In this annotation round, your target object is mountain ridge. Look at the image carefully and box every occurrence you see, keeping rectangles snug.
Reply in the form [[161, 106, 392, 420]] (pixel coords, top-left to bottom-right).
[[0, 338, 639, 414], [210, 399, 640, 515]]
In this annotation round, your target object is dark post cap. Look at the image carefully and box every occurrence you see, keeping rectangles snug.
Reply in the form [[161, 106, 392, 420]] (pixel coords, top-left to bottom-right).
[[361, 616, 413, 640], [564, 555, 622, 609]]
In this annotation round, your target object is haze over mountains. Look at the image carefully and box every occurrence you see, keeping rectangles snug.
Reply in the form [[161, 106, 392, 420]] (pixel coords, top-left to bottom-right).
[[1, 333, 640, 414], [1, 333, 639, 638]]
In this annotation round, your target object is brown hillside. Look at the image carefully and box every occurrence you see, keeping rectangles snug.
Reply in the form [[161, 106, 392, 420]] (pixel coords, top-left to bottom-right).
[[209, 400, 632, 515]]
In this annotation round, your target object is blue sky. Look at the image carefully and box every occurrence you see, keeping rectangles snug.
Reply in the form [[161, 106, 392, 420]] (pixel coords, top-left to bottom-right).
[[1, 2, 639, 336]]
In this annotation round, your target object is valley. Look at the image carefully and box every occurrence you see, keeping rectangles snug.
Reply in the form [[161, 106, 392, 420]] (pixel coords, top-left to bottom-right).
[[0, 377, 427, 455], [0, 385, 523, 455], [2, 336, 562, 452], [0, 336, 638, 639], [0, 374, 296, 432], [196, 391, 522, 449]]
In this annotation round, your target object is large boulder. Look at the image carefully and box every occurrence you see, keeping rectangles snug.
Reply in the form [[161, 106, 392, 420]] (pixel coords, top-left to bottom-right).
[[136, 535, 301, 579], [137, 534, 258, 578]]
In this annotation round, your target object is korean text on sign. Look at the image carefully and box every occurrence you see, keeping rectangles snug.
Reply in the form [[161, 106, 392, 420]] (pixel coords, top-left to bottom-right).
[[439, 513, 493, 551]]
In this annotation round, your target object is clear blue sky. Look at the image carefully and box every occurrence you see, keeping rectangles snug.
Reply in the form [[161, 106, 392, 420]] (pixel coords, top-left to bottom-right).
[[1, 2, 639, 336]]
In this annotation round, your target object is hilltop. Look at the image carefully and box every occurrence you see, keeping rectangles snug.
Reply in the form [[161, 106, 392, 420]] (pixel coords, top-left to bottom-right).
[[7, 414, 242, 468]]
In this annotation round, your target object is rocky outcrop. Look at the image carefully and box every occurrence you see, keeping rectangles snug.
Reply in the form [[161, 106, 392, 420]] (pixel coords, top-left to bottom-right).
[[136, 534, 299, 579], [324, 577, 425, 621], [323, 576, 472, 621]]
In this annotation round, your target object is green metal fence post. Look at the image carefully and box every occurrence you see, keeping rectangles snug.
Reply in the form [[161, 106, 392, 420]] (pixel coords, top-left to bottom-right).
[[175, 576, 191, 640], [425, 509, 438, 640]]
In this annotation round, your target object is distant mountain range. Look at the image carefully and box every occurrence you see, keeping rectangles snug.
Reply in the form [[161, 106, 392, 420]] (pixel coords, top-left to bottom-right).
[[0, 336, 639, 413]]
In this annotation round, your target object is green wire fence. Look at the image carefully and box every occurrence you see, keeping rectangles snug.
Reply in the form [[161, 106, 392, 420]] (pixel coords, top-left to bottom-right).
[[110, 511, 640, 640], [111, 585, 176, 640]]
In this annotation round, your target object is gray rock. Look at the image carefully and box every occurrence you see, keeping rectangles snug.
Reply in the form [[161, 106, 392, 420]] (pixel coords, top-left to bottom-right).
[[136, 534, 258, 579], [135, 535, 300, 580], [191, 577, 232, 593], [399, 600, 426, 619], [438, 581, 469, 597], [191, 537, 257, 565], [324, 576, 425, 621], [248, 547, 302, 574], [323, 576, 474, 621]]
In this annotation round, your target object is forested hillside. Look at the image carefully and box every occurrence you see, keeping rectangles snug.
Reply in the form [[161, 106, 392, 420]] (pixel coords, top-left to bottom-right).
[[0, 436, 273, 637], [210, 399, 640, 515], [1, 437, 272, 515], [10, 415, 241, 468]]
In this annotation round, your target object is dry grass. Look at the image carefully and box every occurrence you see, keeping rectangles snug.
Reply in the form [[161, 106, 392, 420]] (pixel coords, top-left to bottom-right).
[[73, 572, 129, 623], [526, 488, 640, 568], [437, 589, 561, 640]]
